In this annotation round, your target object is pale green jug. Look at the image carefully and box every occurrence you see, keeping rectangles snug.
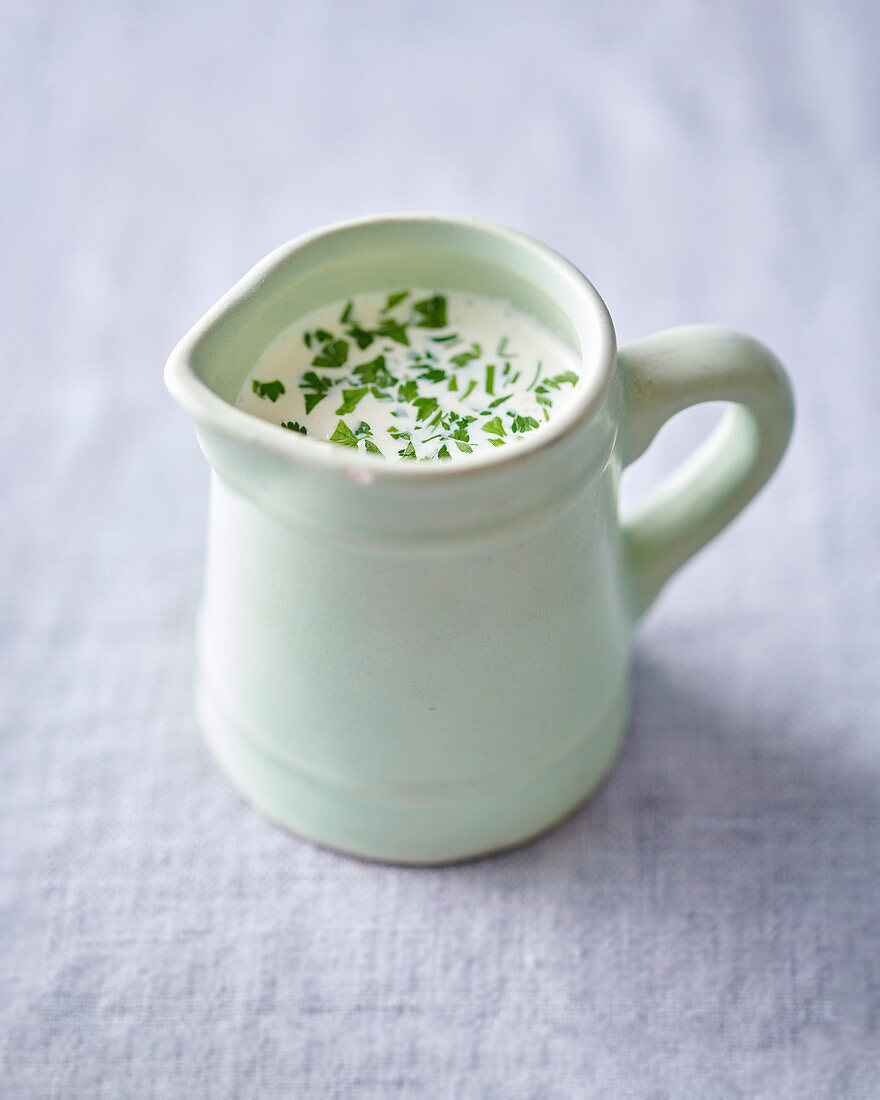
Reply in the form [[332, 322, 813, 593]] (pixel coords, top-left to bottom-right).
[[165, 214, 794, 863]]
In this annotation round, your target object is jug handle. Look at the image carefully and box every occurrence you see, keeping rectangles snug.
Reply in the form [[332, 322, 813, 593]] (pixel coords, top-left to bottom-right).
[[618, 324, 795, 620]]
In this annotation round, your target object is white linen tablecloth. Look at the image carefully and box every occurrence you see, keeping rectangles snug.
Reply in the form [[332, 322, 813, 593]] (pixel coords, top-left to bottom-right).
[[2, 1, 878, 1095]]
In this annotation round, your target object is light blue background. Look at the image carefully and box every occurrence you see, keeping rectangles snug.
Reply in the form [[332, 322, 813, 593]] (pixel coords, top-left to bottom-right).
[[2, 1, 878, 1096]]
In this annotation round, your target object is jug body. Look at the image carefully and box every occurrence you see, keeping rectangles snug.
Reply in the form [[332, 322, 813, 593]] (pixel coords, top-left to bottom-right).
[[195, 394, 631, 862]]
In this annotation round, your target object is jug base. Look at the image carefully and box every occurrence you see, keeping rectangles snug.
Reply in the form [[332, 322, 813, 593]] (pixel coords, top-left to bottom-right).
[[196, 676, 629, 865]]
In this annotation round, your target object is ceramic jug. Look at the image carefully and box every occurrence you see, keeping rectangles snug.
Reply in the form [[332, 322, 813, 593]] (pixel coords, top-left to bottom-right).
[[165, 214, 794, 863]]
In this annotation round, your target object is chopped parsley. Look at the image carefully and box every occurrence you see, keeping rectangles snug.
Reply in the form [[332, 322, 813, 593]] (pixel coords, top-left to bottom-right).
[[245, 290, 579, 461], [252, 379, 285, 402], [311, 339, 349, 369]]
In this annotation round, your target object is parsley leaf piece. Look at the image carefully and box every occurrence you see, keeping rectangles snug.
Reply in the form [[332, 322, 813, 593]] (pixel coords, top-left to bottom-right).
[[329, 419, 359, 447], [303, 332, 312, 349], [482, 416, 506, 437], [353, 354, 395, 388], [346, 325, 375, 350], [300, 371, 333, 413], [375, 318, 409, 345], [419, 367, 446, 384], [453, 438, 473, 453], [398, 379, 418, 403], [460, 380, 477, 401], [437, 444, 452, 459], [432, 333, 459, 344], [314, 328, 333, 343], [312, 339, 349, 369], [335, 387, 368, 415], [382, 291, 410, 312], [339, 301, 353, 324], [488, 394, 512, 408], [448, 375, 458, 392], [526, 362, 542, 391], [450, 343, 481, 368], [510, 414, 540, 433], [544, 371, 579, 388], [488, 437, 506, 447], [413, 294, 447, 328], [413, 396, 439, 421], [399, 440, 417, 460], [364, 438, 383, 455], [485, 364, 495, 396], [252, 379, 285, 402], [281, 420, 307, 434]]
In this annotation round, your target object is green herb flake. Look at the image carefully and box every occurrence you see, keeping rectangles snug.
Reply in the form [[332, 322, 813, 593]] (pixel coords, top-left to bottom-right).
[[419, 367, 446, 384], [382, 291, 410, 312], [398, 379, 418, 403], [312, 339, 349, 369], [252, 379, 285, 402], [375, 318, 409, 346], [335, 387, 368, 415], [329, 419, 359, 447], [526, 362, 542, 391], [314, 328, 333, 343], [482, 416, 506, 438], [347, 325, 375, 350], [485, 364, 495, 396], [510, 414, 539, 433], [453, 439, 473, 453], [300, 371, 333, 413], [353, 354, 396, 388], [413, 294, 447, 329], [488, 394, 512, 408], [339, 301, 353, 324], [364, 438, 383, 455], [399, 440, 417, 460], [303, 332, 312, 349], [413, 396, 439, 421], [450, 343, 481, 368], [460, 380, 478, 401], [437, 444, 452, 460], [544, 371, 579, 388], [281, 420, 307, 434]]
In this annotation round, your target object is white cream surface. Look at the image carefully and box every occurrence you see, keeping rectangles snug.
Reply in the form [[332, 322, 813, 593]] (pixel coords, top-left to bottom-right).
[[235, 289, 584, 462]]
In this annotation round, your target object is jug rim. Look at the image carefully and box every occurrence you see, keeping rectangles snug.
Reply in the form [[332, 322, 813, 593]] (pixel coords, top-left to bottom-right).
[[164, 212, 617, 482]]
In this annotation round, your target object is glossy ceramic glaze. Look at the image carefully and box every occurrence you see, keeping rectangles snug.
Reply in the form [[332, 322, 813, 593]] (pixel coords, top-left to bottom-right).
[[165, 214, 794, 863]]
